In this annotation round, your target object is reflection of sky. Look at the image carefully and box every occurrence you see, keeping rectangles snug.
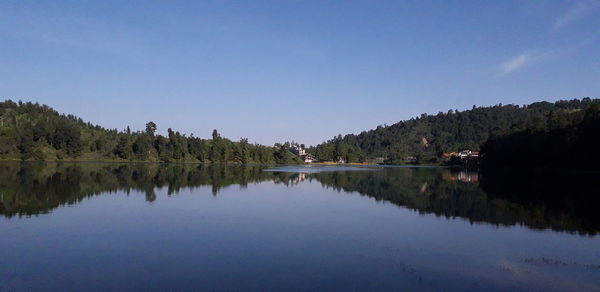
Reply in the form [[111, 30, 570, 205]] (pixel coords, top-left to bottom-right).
[[1, 178, 599, 291]]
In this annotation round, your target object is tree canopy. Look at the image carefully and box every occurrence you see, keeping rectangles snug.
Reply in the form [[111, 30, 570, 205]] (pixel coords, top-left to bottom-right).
[[0, 100, 298, 163], [312, 98, 599, 164]]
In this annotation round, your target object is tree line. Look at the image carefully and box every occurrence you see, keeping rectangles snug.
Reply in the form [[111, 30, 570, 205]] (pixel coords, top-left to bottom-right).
[[2, 98, 598, 165], [312, 97, 599, 164], [480, 103, 600, 171], [0, 100, 302, 163]]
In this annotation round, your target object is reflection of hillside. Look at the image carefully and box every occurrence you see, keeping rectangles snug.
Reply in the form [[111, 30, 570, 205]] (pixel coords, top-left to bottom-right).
[[1, 163, 598, 235], [0, 162, 295, 217], [312, 168, 600, 235]]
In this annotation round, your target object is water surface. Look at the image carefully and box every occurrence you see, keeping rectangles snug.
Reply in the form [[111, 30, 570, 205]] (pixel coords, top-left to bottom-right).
[[1, 162, 599, 291]]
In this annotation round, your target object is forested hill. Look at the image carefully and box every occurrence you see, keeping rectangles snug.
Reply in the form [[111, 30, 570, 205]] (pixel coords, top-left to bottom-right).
[[480, 103, 600, 171], [311, 98, 599, 164], [0, 100, 301, 163]]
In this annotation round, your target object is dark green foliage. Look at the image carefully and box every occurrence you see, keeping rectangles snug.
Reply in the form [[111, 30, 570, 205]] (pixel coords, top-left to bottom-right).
[[481, 104, 600, 171], [51, 119, 83, 155], [145, 121, 157, 136], [274, 142, 302, 164], [114, 136, 132, 159], [132, 134, 153, 160], [310, 135, 365, 163], [313, 98, 599, 163], [0, 100, 287, 163], [235, 138, 250, 164], [17, 123, 40, 160]]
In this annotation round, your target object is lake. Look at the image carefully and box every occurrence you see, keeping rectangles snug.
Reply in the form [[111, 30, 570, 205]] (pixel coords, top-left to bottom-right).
[[1, 162, 599, 291]]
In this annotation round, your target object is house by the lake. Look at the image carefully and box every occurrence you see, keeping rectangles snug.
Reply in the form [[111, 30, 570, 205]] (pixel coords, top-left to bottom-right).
[[303, 153, 315, 163], [291, 146, 306, 157], [443, 150, 479, 160], [458, 150, 479, 160], [292, 146, 316, 163]]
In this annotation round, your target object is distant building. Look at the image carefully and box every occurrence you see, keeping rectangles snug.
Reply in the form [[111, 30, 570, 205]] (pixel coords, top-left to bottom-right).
[[337, 156, 346, 164], [374, 157, 386, 164], [406, 156, 417, 163], [304, 153, 315, 163], [458, 150, 479, 160], [291, 147, 306, 156], [458, 150, 472, 159], [292, 146, 316, 163]]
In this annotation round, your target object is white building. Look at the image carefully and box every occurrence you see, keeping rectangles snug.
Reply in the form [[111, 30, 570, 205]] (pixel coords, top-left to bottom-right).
[[298, 148, 306, 156], [458, 150, 472, 159], [458, 150, 479, 159], [304, 153, 315, 163], [291, 146, 306, 156]]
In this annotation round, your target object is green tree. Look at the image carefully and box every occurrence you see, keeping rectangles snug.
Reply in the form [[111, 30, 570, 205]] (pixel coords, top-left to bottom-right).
[[132, 134, 152, 160], [145, 121, 157, 136], [114, 136, 132, 159]]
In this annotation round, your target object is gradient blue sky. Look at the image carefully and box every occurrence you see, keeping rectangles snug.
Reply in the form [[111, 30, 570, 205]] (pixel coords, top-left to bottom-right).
[[1, 1, 599, 145]]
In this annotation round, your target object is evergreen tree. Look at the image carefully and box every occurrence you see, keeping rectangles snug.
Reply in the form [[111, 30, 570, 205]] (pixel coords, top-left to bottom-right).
[[145, 121, 157, 136], [114, 136, 132, 159]]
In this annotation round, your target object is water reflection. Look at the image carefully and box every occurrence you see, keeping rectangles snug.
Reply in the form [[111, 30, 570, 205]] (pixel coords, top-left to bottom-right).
[[1, 162, 598, 235]]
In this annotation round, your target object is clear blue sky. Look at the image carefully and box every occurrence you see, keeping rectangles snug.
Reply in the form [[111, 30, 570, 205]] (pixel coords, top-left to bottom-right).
[[1, 1, 599, 145]]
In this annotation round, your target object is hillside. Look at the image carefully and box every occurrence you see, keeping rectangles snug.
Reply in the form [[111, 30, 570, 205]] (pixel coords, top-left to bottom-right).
[[0, 100, 300, 163], [480, 104, 600, 171], [311, 98, 599, 164]]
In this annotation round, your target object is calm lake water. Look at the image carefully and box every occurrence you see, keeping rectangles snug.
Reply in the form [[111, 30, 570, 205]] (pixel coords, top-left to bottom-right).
[[1, 162, 599, 291]]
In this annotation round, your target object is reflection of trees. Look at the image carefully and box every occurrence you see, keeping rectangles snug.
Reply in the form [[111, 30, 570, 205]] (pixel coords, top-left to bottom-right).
[[1, 162, 598, 235], [0, 162, 295, 217], [313, 168, 600, 235], [479, 168, 600, 235]]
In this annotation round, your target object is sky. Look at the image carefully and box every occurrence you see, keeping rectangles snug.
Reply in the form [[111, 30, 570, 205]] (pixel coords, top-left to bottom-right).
[[1, 1, 599, 145]]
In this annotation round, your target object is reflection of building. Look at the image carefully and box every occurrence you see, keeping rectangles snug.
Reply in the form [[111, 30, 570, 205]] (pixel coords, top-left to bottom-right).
[[442, 170, 479, 183], [456, 171, 478, 182], [290, 172, 308, 184]]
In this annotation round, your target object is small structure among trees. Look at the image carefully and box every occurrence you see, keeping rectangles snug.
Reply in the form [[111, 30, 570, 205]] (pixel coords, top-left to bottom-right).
[[291, 144, 317, 163]]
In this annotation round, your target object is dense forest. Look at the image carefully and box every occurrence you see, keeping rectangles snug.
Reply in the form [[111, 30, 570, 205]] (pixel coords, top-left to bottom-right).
[[311, 97, 599, 164], [480, 104, 600, 171], [0, 100, 301, 163], [2, 98, 598, 165]]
